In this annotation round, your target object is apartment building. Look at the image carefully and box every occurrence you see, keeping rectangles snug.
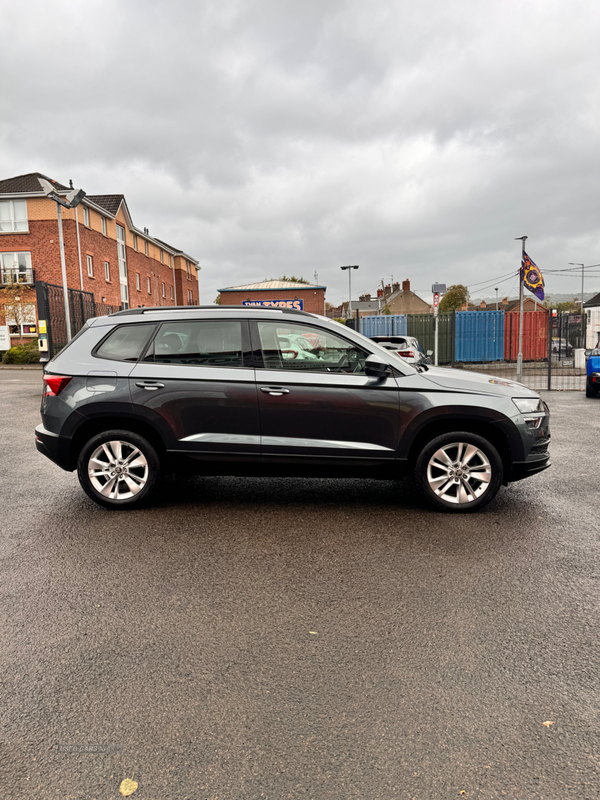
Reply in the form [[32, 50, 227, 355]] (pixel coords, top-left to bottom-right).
[[0, 172, 200, 340]]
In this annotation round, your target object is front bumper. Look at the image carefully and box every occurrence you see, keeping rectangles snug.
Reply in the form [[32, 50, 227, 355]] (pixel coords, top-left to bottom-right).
[[508, 451, 551, 482]]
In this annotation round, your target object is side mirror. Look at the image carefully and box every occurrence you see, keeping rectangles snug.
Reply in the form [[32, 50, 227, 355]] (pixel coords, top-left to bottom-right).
[[426, 350, 433, 357], [365, 354, 391, 378]]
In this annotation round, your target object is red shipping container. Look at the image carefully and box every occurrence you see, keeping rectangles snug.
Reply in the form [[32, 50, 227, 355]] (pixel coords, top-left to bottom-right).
[[504, 311, 548, 361]]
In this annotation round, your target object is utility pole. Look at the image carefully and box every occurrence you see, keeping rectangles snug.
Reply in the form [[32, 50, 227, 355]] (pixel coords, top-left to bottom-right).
[[515, 236, 528, 384], [569, 262, 585, 348]]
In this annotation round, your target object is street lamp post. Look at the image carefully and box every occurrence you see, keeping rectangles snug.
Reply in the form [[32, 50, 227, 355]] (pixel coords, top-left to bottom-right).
[[568, 262, 586, 348], [495, 287, 499, 311], [515, 236, 528, 384], [340, 265, 359, 321], [38, 179, 86, 342]]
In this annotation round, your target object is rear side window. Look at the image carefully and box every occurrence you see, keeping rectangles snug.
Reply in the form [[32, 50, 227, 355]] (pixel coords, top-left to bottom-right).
[[95, 324, 156, 362], [144, 320, 244, 367]]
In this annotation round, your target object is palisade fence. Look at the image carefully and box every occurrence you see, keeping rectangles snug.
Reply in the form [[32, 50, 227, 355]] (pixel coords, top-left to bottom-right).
[[357, 310, 588, 391], [35, 281, 121, 360]]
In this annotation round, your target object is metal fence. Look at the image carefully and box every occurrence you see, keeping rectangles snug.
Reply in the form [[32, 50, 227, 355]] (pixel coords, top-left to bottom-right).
[[357, 309, 588, 391], [406, 313, 453, 364], [35, 281, 121, 360]]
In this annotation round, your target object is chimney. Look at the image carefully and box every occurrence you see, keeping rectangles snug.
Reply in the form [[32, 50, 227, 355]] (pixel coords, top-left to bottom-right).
[[480, 300, 486, 309], [402, 279, 410, 292], [377, 288, 383, 298], [392, 282, 400, 293], [384, 283, 391, 296], [365, 293, 371, 301], [359, 294, 366, 301]]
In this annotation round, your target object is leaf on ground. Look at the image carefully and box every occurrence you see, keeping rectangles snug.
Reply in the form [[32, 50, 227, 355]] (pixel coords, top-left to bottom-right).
[[119, 777, 138, 796], [309, 631, 318, 635], [542, 720, 555, 727]]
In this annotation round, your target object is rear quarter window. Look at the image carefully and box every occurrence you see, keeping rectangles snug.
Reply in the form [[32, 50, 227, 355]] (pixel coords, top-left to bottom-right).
[[94, 323, 156, 362]]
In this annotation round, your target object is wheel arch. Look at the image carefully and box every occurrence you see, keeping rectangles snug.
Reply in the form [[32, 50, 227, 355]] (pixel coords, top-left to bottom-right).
[[69, 414, 168, 470], [403, 412, 520, 477]]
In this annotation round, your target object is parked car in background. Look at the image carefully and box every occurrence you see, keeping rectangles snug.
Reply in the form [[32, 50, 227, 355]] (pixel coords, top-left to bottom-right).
[[36, 305, 550, 513], [369, 335, 431, 367], [586, 348, 600, 398]]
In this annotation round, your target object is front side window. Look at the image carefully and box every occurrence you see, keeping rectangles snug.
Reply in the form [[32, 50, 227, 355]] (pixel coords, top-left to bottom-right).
[[95, 323, 155, 362], [257, 321, 367, 374], [0, 200, 28, 232], [144, 320, 244, 367]]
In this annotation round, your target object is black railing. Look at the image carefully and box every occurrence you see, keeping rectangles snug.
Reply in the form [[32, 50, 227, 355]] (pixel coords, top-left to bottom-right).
[[1, 268, 35, 286], [35, 281, 121, 360]]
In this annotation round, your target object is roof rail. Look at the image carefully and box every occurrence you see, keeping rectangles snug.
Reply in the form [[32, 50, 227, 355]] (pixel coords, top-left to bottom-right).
[[108, 305, 315, 317]]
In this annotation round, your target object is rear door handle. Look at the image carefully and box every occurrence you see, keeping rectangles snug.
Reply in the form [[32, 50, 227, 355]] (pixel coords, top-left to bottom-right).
[[135, 381, 165, 391], [260, 386, 290, 396]]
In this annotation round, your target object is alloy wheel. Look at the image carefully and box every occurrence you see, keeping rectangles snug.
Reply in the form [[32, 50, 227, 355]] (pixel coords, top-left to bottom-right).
[[426, 441, 492, 505], [87, 440, 149, 500]]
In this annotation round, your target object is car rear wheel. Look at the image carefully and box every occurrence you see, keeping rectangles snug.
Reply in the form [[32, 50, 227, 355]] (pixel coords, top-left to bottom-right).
[[77, 430, 161, 509], [415, 432, 503, 512]]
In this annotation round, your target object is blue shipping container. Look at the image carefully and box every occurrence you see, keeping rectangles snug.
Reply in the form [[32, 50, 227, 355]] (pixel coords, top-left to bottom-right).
[[455, 311, 504, 362], [359, 315, 407, 338]]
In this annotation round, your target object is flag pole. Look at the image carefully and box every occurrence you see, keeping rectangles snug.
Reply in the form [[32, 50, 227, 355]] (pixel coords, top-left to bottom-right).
[[515, 235, 527, 383]]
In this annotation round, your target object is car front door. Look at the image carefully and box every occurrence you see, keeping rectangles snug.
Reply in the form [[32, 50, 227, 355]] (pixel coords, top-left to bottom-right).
[[251, 319, 400, 465], [128, 317, 260, 461]]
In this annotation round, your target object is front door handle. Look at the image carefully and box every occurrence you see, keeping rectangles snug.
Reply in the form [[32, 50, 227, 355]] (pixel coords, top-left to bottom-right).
[[260, 386, 290, 396], [135, 381, 165, 391]]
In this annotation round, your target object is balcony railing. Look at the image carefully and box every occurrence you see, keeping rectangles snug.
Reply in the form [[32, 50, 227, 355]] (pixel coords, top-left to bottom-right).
[[0, 268, 35, 286]]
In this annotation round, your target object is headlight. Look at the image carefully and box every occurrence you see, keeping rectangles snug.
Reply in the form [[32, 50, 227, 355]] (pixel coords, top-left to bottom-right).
[[512, 397, 546, 429], [512, 397, 544, 414]]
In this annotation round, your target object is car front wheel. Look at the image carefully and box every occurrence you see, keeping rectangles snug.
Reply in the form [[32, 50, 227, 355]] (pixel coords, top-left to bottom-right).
[[77, 430, 161, 509], [415, 432, 503, 512]]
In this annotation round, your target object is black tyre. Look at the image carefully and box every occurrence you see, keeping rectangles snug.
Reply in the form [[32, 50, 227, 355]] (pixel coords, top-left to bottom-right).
[[586, 379, 598, 398], [415, 431, 503, 513], [77, 430, 161, 509]]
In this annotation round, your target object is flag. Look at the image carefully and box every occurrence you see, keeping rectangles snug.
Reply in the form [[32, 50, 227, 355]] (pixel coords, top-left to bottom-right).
[[521, 252, 545, 301]]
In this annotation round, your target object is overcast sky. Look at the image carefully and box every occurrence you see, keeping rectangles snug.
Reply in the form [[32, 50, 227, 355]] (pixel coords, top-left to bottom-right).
[[2, 0, 599, 305]]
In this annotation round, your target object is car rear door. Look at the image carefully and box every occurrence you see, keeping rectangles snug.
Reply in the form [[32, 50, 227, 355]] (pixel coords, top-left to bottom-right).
[[128, 317, 260, 461]]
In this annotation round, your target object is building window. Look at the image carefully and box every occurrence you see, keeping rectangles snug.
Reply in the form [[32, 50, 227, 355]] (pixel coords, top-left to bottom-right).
[[187, 289, 193, 305], [161, 282, 165, 298], [136, 272, 140, 291], [159, 250, 164, 264], [133, 234, 138, 251], [104, 261, 110, 282], [147, 276, 151, 294], [83, 207, 90, 227], [0, 200, 28, 232], [101, 216, 107, 236], [144, 240, 149, 257], [86, 255, 94, 277], [0, 251, 32, 283], [169, 285, 174, 299]]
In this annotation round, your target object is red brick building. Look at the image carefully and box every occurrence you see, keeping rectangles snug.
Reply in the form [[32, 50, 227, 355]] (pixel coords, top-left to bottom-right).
[[218, 280, 326, 315], [0, 172, 200, 345]]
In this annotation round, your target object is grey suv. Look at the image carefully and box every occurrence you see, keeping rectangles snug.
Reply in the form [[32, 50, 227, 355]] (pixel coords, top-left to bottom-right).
[[35, 306, 550, 512]]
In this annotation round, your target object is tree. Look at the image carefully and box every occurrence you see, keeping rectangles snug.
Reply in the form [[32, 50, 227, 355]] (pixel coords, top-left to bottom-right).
[[544, 297, 580, 314], [0, 284, 27, 344], [213, 294, 221, 305], [270, 275, 309, 284], [439, 284, 468, 313]]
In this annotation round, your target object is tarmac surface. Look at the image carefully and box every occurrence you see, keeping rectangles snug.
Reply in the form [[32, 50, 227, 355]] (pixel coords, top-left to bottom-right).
[[1, 371, 599, 799]]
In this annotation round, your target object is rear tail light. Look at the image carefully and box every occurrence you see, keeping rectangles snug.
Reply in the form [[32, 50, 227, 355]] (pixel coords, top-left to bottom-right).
[[397, 350, 415, 359], [43, 375, 73, 397]]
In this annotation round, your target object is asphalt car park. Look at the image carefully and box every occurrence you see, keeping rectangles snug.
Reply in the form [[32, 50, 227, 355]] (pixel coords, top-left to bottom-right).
[[1, 370, 600, 799]]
